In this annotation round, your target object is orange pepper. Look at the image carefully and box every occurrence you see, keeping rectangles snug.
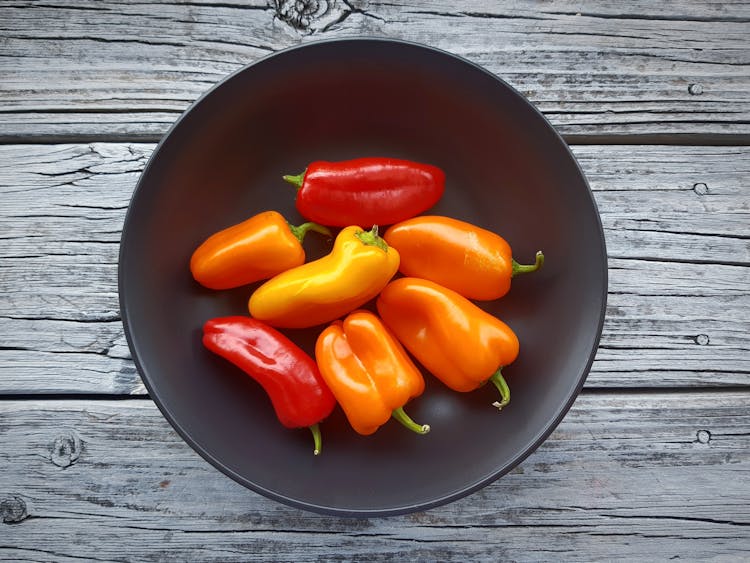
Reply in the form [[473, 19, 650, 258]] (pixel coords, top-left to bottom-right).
[[376, 277, 519, 409], [190, 210, 331, 290], [315, 310, 429, 436], [383, 215, 543, 300]]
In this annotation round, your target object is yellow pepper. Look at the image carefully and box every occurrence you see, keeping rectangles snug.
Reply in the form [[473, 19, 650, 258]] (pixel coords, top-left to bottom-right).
[[248, 226, 399, 328]]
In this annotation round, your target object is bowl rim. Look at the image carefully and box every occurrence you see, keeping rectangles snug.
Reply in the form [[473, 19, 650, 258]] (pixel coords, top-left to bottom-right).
[[118, 36, 609, 517]]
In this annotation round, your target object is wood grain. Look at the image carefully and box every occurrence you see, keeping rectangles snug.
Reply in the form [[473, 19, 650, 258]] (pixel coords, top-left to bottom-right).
[[2, 2, 748, 559], [1, 0, 748, 140], [0, 393, 748, 560], [1, 143, 747, 394]]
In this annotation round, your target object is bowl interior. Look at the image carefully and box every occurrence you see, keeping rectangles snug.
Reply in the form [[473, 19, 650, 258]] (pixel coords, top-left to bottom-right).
[[120, 39, 607, 516]]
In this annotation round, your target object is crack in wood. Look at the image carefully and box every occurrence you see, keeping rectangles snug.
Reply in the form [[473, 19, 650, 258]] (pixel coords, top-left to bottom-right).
[[0, 108, 185, 115], [3, 34, 184, 47], [406, 9, 548, 21], [191, 38, 277, 52], [0, 315, 122, 323], [569, 134, 750, 146], [340, 0, 387, 24], [618, 226, 750, 241], [607, 255, 750, 268], [0, 393, 148, 400], [553, 10, 750, 24], [157, 1, 273, 11], [603, 513, 750, 527], [0, 546, 117, 563], [9, 213, 114, 221], [56, 203, 130, 211]]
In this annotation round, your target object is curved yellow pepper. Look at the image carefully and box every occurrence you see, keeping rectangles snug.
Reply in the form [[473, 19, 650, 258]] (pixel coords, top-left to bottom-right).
[[248, 226, 400, 328]]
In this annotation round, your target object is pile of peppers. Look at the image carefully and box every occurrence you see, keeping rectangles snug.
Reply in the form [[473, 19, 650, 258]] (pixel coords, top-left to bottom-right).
[[191, 157, 544, 455]]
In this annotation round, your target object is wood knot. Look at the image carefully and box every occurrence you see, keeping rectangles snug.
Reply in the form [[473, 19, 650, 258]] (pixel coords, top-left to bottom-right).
[[273, 0, 352, 33], [696, 430, 711, 444], [274, 0, 332, 30], [688, 83, 704, 95], [693, 182, 709, 195], [50, 430, 82, 468], [1, 496, 28, 524]]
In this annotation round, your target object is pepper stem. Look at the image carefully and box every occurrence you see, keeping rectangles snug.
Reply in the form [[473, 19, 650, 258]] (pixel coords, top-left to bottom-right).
[[287, 221, 332, 243], [309, 423, 322, 455], [489, 369, 511, 410], [355, 225, 388, 252], [512, 250, 544, 277], [391, 407, 430, 435], [282, 170, 306, 189]]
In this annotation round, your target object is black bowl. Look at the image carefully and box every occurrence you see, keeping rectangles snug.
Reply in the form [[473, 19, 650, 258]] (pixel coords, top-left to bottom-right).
[[119, 38, 607, 516]]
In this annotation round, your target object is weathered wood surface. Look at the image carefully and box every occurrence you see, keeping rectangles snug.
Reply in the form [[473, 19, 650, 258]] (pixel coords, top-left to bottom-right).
[[1, 2, 749, 559], [1, 393, 748, 560], [2, 0, 749, 141], [1, 143, 748, 394]]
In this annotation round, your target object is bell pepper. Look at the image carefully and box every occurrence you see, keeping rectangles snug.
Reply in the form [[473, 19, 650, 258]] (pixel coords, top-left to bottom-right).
[[383, 215, 543, 301], [190, 210, 331, 290], [248, 225, 399, 328], [283, 157, 445, 227], [376, 277, 519, 409], [202, 316, 336, 455], [315, 310, 429, 436]]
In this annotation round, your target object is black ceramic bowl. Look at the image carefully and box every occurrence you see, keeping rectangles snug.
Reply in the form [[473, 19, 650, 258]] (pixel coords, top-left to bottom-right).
[[119, 38, 607, 516]]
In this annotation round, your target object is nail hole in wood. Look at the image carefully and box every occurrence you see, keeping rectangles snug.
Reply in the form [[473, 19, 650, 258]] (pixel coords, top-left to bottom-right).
[[693, 183, 709, 195], [694, 334, 709, 345]]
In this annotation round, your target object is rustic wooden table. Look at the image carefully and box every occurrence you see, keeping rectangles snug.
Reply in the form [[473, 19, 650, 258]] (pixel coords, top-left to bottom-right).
[[2, 1, 749, 560]]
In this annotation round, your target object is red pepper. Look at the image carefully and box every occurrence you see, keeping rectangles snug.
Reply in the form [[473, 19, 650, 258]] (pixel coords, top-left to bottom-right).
[[202, 316, 336, 455], [283, 157, 445, 227]]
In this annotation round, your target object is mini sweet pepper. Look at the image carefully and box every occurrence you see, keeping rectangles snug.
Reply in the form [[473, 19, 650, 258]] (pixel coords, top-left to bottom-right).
[[315, 310, 429, 436], [248, 225, 399, 328], [202, 316, 336, 454], [383, 215, 543, 300], [376, 277, 519, 409], [190, 210, 331, 290], [283, 157, 445, 227]]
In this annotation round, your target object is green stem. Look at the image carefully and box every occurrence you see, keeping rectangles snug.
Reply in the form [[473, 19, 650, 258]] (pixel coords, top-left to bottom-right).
[[489, 369, 511, 411], [309, 423, 322, 456], [391, 406, 430, 435], [282, 170, 306, 189], [355, 225, 388, 252], [287, 221, 332, 243], [512, 250, 544, 277]]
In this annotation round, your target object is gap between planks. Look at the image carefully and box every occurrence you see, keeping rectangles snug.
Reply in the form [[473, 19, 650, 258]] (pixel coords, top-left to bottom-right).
[[2, 386, 749, 402], [2, 133, 750, 146]]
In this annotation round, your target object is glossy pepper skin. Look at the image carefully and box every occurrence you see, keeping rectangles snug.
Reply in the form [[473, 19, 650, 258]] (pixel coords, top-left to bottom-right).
[[202, 316, 336, 454], [383, 215, 543, 301], [315, 310, 429, 436], [248, 225, 399, 329], [283, 157, 445, 227], [376, 277, 519, 409], [190, 210, 331, 290]]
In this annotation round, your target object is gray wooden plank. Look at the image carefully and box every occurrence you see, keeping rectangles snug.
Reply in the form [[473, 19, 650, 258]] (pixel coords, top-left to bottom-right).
[[0, 392, 748, 560], [1, 143, 748, 393], [1, 0, 748, 140]]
